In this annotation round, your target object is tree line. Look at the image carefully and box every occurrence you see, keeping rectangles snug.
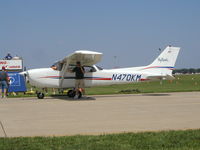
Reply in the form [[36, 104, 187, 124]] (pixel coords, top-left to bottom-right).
[[173, 68, 200, 74]]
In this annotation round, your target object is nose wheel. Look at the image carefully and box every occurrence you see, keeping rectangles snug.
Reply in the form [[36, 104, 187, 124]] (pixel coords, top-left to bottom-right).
[[37, 92, 45, 99]]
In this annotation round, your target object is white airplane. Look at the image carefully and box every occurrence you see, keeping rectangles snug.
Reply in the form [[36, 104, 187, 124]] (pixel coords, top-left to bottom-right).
[[23, 46, 180, 99]]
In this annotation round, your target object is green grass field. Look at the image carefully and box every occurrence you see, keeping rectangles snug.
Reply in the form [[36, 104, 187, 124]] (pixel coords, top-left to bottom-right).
[[1, 129, 200, 150], [86, 74, 200, 95]]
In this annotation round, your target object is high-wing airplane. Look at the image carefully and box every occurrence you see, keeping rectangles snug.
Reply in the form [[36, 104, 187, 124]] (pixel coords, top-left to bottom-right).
[[23, 46, 180, 99]]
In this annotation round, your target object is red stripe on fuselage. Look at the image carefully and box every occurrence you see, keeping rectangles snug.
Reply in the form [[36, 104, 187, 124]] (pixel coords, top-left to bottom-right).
[[40, 76, 112, 81], [140, 78, 150, 81], [142, 66, 174, 70], [40, 76, 61, 78], [86, 78, 112, 80]]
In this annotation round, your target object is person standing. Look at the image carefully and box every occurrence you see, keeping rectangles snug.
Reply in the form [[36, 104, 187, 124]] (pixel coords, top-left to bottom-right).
[[4, 53, 13, 60], [0, 66, 9, 98], [71, 61, 85, 99]]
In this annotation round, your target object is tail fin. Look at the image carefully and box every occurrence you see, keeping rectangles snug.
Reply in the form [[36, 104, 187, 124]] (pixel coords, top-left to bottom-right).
[[144, 46, 180, 75]]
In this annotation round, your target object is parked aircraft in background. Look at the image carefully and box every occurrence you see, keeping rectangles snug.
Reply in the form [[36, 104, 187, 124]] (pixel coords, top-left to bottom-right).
[[22, 46, 180, 99]]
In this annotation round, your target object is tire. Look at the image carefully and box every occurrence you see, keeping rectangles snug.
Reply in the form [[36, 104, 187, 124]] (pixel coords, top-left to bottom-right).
[[67, 89, 82, 98], [67, 90, 76, 98], [78, 91, 82, 98], [37, 92, 45, 99]]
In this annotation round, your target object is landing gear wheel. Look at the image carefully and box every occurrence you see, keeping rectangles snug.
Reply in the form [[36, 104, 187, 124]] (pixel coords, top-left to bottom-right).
[[67, 90, 76, 98], [67, 89, 82, 99], [37, 92, 45, 99]]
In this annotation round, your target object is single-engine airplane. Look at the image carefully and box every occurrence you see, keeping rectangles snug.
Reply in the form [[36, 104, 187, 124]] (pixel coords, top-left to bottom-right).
[[23, 46, 180, 99]]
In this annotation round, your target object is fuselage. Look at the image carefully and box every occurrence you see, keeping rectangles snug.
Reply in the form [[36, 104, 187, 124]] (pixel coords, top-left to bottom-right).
[[27, 65, 150, 88], [24, 46, 180, 89]]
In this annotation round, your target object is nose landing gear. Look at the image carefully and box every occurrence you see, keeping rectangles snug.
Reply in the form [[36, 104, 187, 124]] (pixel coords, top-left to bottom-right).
[[37, 92, 45, 99]]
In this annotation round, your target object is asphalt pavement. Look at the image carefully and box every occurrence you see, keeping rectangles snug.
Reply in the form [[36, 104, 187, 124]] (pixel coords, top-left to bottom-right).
[[0, 92, 200, 137]]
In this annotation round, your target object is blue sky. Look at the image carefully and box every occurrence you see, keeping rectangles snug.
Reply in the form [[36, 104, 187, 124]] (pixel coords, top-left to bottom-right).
[[0, 0, 200, 69]]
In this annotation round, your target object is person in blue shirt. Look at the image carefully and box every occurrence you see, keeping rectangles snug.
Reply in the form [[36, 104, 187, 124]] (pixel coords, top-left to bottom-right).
[[0, 66, 9, 98], [4, 53, 13, 60]]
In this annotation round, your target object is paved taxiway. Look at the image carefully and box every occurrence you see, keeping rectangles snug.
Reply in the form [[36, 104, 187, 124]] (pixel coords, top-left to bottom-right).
[[0, 92, 200, 137]]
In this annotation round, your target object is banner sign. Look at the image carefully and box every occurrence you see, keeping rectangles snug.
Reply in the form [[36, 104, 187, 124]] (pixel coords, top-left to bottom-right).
[[8, 72, 27, 92], [0, 60, 23, 70]]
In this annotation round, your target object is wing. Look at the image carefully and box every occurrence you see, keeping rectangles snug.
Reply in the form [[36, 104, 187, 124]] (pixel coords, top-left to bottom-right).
[[61, 50, 103, 66], [59, 50, 103, 87]]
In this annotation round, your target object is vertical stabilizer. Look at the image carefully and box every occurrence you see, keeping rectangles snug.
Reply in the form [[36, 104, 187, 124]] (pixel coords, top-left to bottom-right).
[[144, 46, 180, 75]]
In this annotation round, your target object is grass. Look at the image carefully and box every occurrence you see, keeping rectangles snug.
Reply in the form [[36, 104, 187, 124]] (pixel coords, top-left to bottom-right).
[[7, 74, 200, 97], [1, 129, 200, 150], [86, 74, 200, 95]]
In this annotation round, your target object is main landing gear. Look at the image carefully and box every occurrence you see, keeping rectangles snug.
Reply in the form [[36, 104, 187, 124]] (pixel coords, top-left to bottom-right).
[[67, 88, 82, 99]]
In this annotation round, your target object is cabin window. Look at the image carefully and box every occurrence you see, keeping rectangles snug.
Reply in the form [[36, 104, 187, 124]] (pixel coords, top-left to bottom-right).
[[68, 65, 96, 72], [68, 64, 76, 71], [84, 66, 96, 72]]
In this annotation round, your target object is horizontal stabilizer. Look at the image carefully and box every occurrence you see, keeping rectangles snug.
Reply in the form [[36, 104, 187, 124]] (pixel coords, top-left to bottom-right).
[[146, 74, 175, 80]]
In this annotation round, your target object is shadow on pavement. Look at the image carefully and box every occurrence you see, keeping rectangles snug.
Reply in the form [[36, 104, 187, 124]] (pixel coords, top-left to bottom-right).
[[49, 95, 96, 101], [142, 93, 170, 96]]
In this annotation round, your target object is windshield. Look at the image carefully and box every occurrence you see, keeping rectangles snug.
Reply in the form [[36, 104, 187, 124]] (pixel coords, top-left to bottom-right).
[[51, 61, 63, 71], [96, 65, 103, 70]]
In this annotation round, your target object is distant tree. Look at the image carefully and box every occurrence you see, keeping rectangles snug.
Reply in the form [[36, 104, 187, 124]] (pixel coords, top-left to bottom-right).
[[188, 68, 196, 74], [197, 68, 200, 73], [173, 68, 200, 74], [182, 68, 188, 74]]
